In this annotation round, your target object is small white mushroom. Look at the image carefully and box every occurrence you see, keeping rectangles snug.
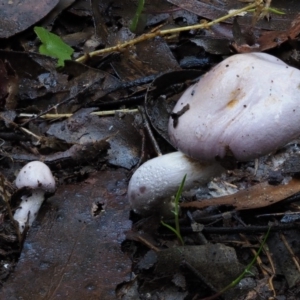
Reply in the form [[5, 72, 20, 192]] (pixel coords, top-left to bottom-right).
[[128, 152, 224, 216], [14, 161, 56, 232], [168, 52, 300, 162]]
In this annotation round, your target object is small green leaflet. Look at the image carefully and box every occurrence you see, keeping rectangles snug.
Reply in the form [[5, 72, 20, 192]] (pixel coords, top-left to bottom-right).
[[34, 26, 74, 67]]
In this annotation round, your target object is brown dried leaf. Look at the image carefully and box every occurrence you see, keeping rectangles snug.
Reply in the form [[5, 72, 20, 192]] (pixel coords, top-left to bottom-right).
[[233, 14, 300, 53], [0, 60, 18, 110], [181, 178, 300, 210]]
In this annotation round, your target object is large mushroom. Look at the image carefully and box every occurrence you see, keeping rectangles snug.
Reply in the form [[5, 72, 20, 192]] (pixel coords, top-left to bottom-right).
[[14, 161, 56, 232], [168, 52, 300, 162], [128, 52, 300, 216]]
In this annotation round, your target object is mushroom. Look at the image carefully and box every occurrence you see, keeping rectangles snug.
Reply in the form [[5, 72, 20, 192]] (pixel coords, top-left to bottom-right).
[[14, 161, 56, 232], [128, 52, 300, 216], [128, 151, 224, 216], [168, 52, 300, 162]]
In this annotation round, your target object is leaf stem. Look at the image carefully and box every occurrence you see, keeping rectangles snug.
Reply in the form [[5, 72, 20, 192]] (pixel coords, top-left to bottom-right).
[[130, 0, 145, 32], [161, 174, 186, 245]]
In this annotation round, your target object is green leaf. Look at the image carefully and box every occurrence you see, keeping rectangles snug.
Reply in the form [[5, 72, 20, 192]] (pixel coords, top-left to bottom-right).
[[34, 26, 74, 67]]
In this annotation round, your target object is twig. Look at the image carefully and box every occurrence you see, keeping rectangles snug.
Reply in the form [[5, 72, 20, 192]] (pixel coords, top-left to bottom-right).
[[19, 127, 42, 143], [280, 232, 300, 272], [76, 3, 258, 63], [138, 105, 162, 156], [0, 114, 42, 143], [20, 76, 105, 126], [194, 223, 299, 234], [135, 235, 161, 252], [128, 128, 146, 178], [19, 109, 139, 120]]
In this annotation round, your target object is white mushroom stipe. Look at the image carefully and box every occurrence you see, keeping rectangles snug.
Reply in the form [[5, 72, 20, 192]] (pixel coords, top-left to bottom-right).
[[128, 152, 224, 217], [168, 53, 300, 162], [14, 161, 56, 233]]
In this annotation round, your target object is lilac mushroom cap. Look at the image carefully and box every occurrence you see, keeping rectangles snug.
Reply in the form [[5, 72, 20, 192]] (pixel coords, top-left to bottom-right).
[[128, 151, 224, 216], [168, 52, 300, 162], [14, 161, 56, 232]]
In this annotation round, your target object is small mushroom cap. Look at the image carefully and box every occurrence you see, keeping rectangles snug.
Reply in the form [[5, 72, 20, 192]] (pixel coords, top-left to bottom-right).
[[168, 53, 300, 162], [128, 151, 224, 216], [16, 161, 56, 193]]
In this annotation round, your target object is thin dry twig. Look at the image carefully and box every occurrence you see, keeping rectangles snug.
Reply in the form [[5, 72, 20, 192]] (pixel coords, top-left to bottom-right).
[[280, 233, 300, 272], [261, 245, 276, 275], [19, 109, 139, 120], [138, 105, 162, 156], [76, 2, 259, 63]]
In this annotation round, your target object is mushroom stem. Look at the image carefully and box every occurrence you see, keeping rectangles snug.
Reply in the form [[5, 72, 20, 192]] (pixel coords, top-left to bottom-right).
[[14, 189, 45, 232], [128, 151, 224, 217]]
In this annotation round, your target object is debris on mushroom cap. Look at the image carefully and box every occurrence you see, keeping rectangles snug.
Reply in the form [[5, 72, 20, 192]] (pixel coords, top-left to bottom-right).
[[168, 53, 300, 162], [128, 151, 224, 216], [16, 161, 55, 192]]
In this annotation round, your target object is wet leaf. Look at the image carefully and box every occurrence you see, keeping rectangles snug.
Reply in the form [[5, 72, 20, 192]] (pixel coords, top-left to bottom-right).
[[168, 0, 300, 31], [47, 109, 141, 169], [268, 231, 300, 288], [111, 38, 180, 82], [0, 170, 132, 299], [155, 244, 243, 291], [0, 0, 59, 38], [0, 60, 18, 110]]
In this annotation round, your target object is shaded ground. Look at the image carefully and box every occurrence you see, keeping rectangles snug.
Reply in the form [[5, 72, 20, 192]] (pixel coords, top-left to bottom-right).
[[0, 169, 132, 299], [0, 1, 300, 299]]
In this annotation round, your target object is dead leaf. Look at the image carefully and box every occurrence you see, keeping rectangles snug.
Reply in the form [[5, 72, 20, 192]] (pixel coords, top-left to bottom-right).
[[168, 0, 300, 31], [0, 60, 18, 110], [0, 0, 59, 38], [181, 178, 300, 210], [155, 244, 244, 291], [111, 38, 180, 81], [47, 109, 141, 169], [268, 231, 300, 288], [0, 169, 132, 299], [233, 14, 300, 53]]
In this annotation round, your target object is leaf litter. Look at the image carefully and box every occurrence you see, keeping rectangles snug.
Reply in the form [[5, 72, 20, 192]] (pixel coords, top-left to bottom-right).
[[0, 1, 300, 299]]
